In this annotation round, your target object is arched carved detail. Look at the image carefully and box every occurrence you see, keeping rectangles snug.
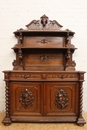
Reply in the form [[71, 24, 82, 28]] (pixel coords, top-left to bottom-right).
[[55, 89, 68, 109], [26, 14, 63, 30], [19, 88, 35, 109]]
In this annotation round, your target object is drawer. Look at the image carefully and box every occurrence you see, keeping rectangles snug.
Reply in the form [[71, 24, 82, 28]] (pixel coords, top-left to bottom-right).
[[9, 72, 41, 81], [23, 37, 65, 48], [47, 73, 79, 81]]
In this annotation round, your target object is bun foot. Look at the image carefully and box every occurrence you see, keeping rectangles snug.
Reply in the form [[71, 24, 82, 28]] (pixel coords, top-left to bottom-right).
[[2, 117, 11, 126], [77, 117, 86, 126]]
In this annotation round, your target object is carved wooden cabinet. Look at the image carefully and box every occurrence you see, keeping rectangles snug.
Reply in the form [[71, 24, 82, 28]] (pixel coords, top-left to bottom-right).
[[2, 15, 86, 126]]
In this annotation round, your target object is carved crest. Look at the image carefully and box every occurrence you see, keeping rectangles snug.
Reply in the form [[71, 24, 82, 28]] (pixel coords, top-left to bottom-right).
[[55, 89, 68, 109], [26, 14, 63, 30], [19, 88, 34, 109]]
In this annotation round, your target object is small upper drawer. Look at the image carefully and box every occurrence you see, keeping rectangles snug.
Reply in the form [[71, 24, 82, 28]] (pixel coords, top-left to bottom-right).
[[23, 36, 65, 48], [9, 72, 41, 81]]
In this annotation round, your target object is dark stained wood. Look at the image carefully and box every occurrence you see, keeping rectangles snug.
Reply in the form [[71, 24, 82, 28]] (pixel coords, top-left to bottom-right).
[[2, 15, 86, 126]]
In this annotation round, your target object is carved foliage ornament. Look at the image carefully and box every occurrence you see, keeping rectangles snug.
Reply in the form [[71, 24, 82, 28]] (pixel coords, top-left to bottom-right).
[[55, 89, 68, 109], [48, 74, 76, 79], [19, 88, 34, 109], [12, 74, 40, 79]]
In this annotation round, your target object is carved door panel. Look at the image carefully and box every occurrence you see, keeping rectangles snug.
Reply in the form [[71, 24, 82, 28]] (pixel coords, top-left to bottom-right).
[[9, 82, 43, 116], [44, 82, 79, 116]]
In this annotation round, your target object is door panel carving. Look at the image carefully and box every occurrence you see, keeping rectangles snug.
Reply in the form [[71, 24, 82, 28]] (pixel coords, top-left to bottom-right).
[[19, 88, 35, 109], [55, 89, 69, 109]]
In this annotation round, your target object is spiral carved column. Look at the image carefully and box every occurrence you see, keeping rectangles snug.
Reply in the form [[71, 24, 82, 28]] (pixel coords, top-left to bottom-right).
[[2, 81, 11, 125], [5, 82, 10, 118], [77, 82, 86, 126], [79, 82, 83, 118]]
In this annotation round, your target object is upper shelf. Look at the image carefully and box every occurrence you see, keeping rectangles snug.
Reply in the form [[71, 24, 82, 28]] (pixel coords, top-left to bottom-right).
[[13, 14, 75, 37], [13, 30, 75, 37], [12, 47, 77, 50]]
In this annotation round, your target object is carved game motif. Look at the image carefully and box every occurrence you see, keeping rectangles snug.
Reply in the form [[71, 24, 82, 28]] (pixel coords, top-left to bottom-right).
[[19, 88, 34, 109], [55, 89, 68, 109]]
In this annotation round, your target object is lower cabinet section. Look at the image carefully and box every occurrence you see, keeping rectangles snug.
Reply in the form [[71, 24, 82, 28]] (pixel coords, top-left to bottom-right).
[[9, 81, 79, 117], [2, 80, 86, 126]]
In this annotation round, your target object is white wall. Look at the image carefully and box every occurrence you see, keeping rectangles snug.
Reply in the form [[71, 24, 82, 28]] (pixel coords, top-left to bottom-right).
[[0, 0, 87, 112]]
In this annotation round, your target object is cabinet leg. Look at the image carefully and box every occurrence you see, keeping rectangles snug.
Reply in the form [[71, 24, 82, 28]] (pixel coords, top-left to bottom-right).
[[2, 116, 11, 126], [77, 117, 86, 126]]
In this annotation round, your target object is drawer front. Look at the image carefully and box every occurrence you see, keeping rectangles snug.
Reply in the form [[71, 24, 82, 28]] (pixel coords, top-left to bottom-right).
[[9, 72, 42, 80], [9, 72, 79, 81], [47, 73, 78, 81], [23, 36, 65, 48]]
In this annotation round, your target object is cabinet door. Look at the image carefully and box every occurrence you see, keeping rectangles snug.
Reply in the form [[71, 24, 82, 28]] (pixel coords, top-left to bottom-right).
[[9, 82, 43, 116], [44, 82, 79, 116]]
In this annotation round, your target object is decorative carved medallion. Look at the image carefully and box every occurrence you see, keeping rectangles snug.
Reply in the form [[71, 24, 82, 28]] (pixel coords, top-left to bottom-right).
[[35, 55, 54, 62], [19, 88, 34, 109], [55, 89, 68, 109], [37, 39, 51, 44]]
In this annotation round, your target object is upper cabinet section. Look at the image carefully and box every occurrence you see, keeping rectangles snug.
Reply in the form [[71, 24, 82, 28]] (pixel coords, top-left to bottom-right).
[[13, 15, 75, 49], [12, 15, 76, 71]]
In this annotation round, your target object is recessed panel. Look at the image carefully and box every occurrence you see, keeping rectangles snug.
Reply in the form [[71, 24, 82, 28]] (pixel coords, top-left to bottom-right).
[[44, 82, 79, 116], [10, 82, 43, 116]]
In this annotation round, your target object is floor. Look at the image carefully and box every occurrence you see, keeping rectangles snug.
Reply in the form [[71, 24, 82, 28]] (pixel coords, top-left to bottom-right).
[[0, 112, 87, 130]]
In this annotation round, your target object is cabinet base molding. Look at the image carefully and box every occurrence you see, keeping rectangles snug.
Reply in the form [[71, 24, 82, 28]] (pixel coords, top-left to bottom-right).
[[2, 116, 86, 126]]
